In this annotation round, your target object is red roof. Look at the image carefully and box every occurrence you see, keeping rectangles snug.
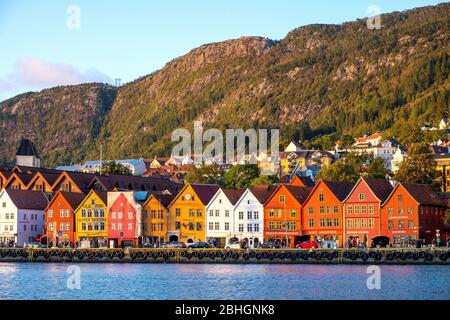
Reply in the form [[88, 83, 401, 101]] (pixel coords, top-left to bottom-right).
[[363, 178, 393, 202]]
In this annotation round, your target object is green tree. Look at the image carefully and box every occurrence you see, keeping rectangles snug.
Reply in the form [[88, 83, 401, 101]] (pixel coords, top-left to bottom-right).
[[250, 175, 277, 188], [224, 164, 260, 189], [102, 161, 132, 175], [184, 164, 225, 186], [394, 143, 437, 186], [340, 135, 354, 149], [364, 157, 388, 179], [318, 152, 375, 183]]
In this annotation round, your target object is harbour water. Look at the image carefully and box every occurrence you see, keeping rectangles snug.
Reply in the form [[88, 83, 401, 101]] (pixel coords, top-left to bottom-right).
[[0, 263, 448, 300]]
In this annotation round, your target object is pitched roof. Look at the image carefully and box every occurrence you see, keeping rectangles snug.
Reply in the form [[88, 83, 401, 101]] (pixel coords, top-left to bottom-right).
[[4, 189, 48, 210], [89, 174, 182, 194], [59, 192, 87, 210], [249, 186, 275, 204], [222, 189, 246, 205], [284, 185, 313, 205], [16, 139, 39, 157], [150, 194, 176, 208], [363, 177, 393, 202], [322, 180, 355, 201], [190, 184, 220, 205], [401, 183, 447, 206]]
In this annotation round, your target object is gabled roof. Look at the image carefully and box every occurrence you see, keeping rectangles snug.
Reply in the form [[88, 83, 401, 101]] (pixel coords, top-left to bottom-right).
[[47, 191, 87, 211], [26, 171, 61, 189], [222, 189, 246, 205], [16, 139, 39, 157], [249, 186, 275, 205], [284, 185, 313, 205], [384, 183, 447, 207], [322, 180, 355, 201], [189, 184, 220, 205], [3, 189, 48, 210], [344, 177, 393, 203], [144, 193, 175, 209], [364, 178, 393, 202], [4, 172, 34, 188]]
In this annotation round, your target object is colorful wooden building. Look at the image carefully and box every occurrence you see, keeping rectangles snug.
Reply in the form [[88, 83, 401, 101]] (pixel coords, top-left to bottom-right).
[[142, 194, 174, 245], [167, 184, 219, 243], [301, 180, 354, 248], [342, 177, 393, 248], [264, 184, 312, 248], [107, 191, 146, 248], [74, 190, 108, 248], [381, 183, 447, 247], [45, 191, 86, 247]]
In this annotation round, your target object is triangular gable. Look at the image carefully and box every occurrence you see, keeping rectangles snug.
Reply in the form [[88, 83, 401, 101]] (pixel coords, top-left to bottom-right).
[[342, 177, 384, 203]]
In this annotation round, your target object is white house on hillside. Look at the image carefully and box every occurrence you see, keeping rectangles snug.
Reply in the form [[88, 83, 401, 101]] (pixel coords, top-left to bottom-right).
[[0, 189, 48, 246], [369, 138, 405, 172], [391, 147, 407, 174]]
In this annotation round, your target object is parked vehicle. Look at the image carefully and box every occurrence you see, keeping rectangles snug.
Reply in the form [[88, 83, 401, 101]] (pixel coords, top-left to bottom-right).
[[161, 242, 186, 249], [322, 240, 337, 249], [187, 242, 211, 249], [24, 242, 47, 249], [259, 242, 281, 249], [296, 240, 319, 249], [225, 241, 241, 249]]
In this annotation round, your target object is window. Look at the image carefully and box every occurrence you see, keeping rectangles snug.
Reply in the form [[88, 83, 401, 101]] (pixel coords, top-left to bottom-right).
[[347, 205, 353, 214], [224, 222, 230, 231], [408, 220, 414, 229], [239, 211, 244, 220], [175, 222, 181, 230], [87, 223, 93, 231], [209, 210, 214, 217], [254, 224, 260, 232], [254, 212, 259, 220], [333, 218, 340, 227], [176, 208, 181, 217], [1, 202, 5, 208], [354, 206, 360, 214], [128, 223, 133, 231], [308, 207, 314, 214], [189, 209, 195, 218], [60, 209, 64, 218], [111, 223, 116, 231], [209, 222, 214, 230], [214, 222, 219, 230], [290, 210, 296, 218], [326, 218, 332, 227], [276, 210, 282, 218], [117, 212, 123, 219], [247, 224, 253, 232], [117, 223, 122, 230], [388, 221, 393, 230], [196, 209, 202, 217], [128, 212, 133, 219], [388, 208, 393, 215], [247, 212, 252, 220], [358, 193, 365, 201], [334, 206, 339, 214], [368, 205, 374, 214], [361, 205, 367, 214], [398, 220, 404, 230], [111, 211, 116, 219], [269, 222, 274, 230], [320, 206, 325, 214], [49, 222, 54, 231], [397, 195, 403, 202], [407, 207, 413, 215], [189, 222, 195, 231], [196, 223, 202, 231], [320, 219, 325, 227], [100, 222, 105, 230], [225, 210, 230, 218], [23, 225, 27, 231], [279, 195, 285, 203], [87, 209, 92, 218], [319, 193, 325, 202], [48, 209, 53, 218], [398, 207, 404, 215], [94, 222, 99, 231], [239, 224, 244, 232], [269, 209, 274, 217], [94, 209, 99, 218], [276, 222, 282, 230], [308, 219, 315, 228], [5, 213, 9, 219]]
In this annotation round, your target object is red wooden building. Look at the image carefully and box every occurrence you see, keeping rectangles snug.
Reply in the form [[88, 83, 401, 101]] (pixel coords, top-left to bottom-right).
[[45, 191, 86, 247], [381, 183, 447, 247], [301, 180, 354, 248], [342, 177, 393, 248]]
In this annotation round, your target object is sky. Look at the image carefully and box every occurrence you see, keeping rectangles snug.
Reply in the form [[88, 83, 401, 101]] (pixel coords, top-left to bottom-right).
[[0, 0, 446, 101]]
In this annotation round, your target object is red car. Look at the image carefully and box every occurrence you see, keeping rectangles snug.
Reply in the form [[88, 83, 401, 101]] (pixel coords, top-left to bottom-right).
[[296, 240, 319, 249]]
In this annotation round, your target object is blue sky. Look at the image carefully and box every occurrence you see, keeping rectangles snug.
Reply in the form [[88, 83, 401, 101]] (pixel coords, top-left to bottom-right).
[[0, 0, 445, 101]]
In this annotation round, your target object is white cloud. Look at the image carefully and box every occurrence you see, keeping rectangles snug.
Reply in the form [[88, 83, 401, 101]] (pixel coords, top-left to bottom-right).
[[0, 57, 113, 101]]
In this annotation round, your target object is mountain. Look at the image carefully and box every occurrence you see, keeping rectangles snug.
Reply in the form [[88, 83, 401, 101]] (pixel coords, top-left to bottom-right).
[[1, 3, 449, 167]]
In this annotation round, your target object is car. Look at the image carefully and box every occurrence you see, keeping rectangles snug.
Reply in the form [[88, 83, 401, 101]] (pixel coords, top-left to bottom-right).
[[259, 242, 281, 249], [296, 240, 319, 249], [161, 242, 186, 249], [187, 242, 211, 249], [225, 241, 241, 249]]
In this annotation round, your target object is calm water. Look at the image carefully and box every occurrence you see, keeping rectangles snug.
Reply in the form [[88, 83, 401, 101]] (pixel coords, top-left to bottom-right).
[[0, 263, 448, 300]]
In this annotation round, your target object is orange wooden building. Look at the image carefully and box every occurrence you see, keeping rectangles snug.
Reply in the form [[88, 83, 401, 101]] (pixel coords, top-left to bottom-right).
[[342, 177, 393, 248], [264, 184, 312, 248], [301, 180, 354, 248], [381, 183, 447, 247], [45, 191, 86, 247]]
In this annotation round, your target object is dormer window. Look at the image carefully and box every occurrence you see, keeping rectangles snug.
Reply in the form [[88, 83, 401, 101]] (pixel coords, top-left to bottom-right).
[[359, 193, 365, 201]]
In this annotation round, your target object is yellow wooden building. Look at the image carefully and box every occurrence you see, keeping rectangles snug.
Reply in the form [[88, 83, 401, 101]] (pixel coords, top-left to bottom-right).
[[434, 153, 450, 192], [167, 184, 219, 243], [142, 194, 174, 244], [74, 189, 108, 248]]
